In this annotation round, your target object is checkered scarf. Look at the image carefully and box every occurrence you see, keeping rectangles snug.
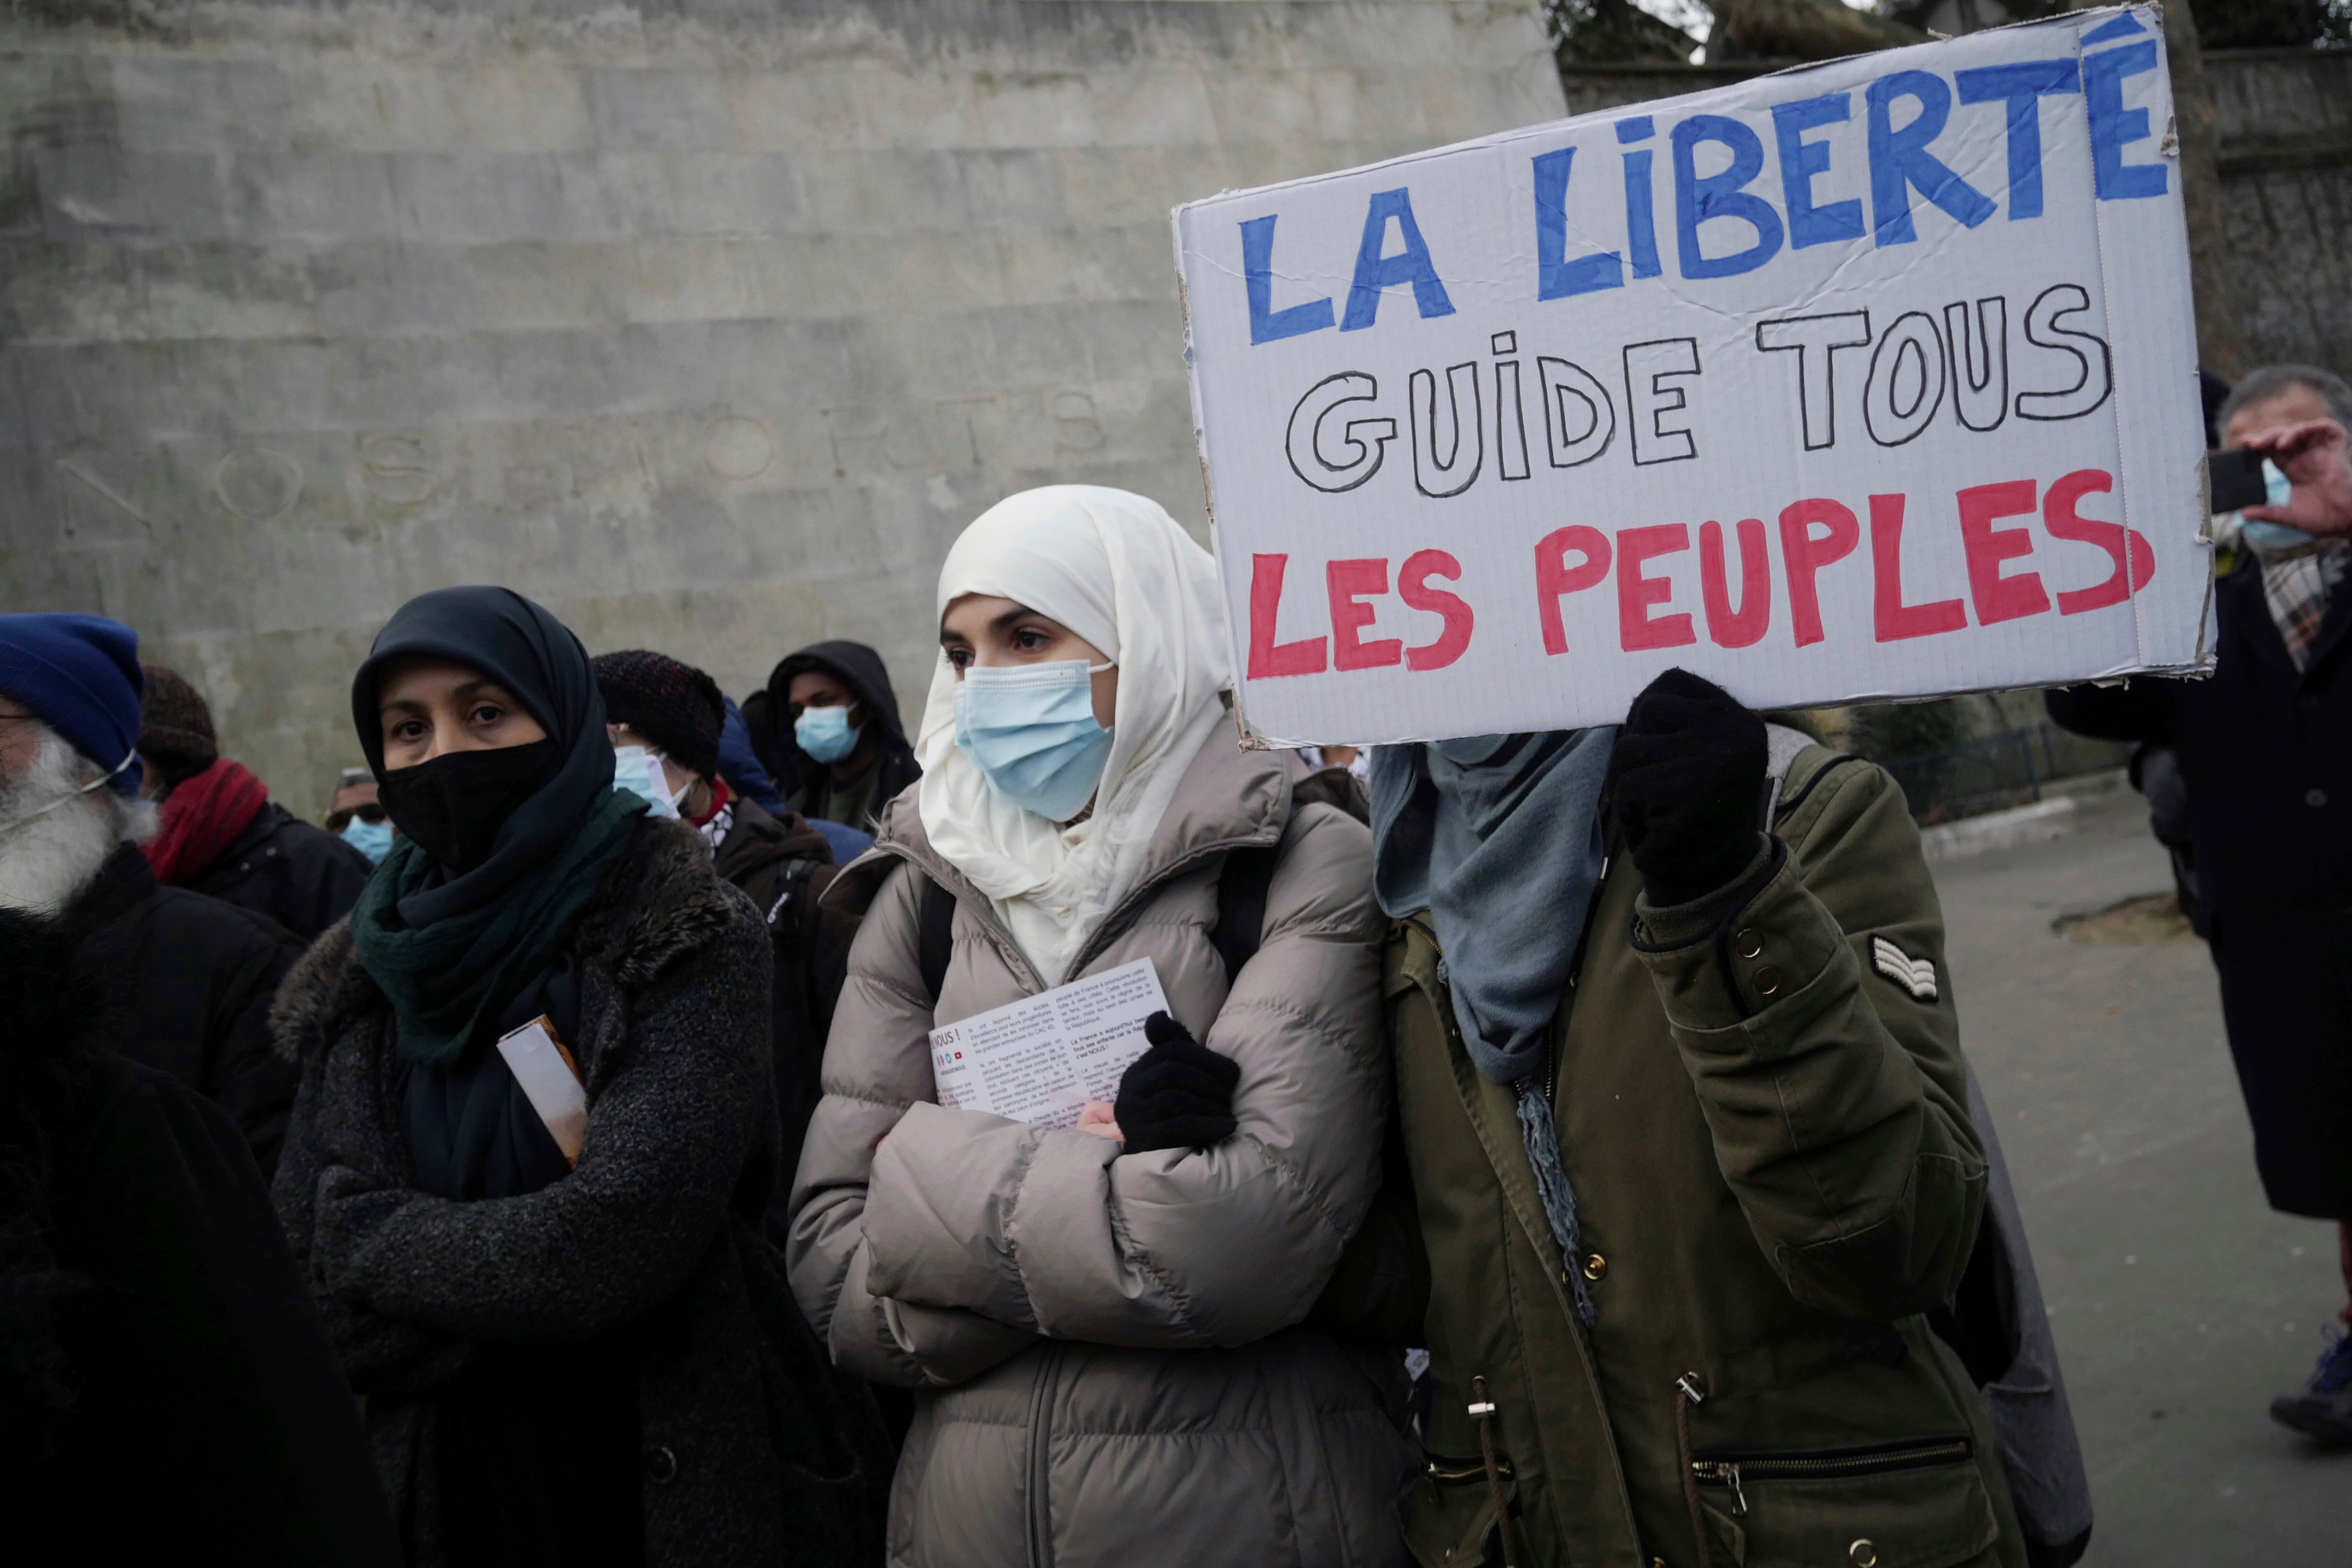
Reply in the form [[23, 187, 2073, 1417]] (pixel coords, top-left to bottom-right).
[[2255, 539, 2351, 669]]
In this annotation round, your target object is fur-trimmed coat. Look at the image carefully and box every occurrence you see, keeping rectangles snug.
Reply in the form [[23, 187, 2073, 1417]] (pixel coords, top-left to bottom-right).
[[271, 817, 889, 1567]]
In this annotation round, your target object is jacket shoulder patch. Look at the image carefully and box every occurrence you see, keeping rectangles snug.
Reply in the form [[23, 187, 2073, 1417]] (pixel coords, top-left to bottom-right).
[[1870, 935, 1938, 1001]]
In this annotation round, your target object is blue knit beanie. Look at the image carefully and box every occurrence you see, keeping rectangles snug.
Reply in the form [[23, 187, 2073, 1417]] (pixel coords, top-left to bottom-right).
[[0, 613, 146, 795]]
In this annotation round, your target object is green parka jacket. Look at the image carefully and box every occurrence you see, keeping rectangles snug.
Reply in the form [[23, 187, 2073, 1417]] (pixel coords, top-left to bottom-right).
[[1387, 739, 2023, 1568]]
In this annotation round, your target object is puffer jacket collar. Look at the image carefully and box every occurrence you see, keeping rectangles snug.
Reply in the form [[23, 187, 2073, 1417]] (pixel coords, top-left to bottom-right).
[[271, 817, 745, 1062], [826, 711, 1290, 987]]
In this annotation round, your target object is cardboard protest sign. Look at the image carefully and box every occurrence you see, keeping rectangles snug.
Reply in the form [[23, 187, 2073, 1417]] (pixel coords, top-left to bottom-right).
[[1173, 6, 2209, 745]]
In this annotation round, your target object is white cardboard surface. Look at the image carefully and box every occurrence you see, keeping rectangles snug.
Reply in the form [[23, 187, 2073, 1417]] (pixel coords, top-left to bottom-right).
[[928, 958, 1171, 1129], [1174, 7, 2209, 745]]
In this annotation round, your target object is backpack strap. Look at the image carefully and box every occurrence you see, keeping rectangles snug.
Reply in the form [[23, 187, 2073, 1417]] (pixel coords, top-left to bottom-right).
[[1207, 764, 1362, 982], [764, 858, 822, 934], [916, 874, 956, 1001], [1210, 845, 1279, 984]]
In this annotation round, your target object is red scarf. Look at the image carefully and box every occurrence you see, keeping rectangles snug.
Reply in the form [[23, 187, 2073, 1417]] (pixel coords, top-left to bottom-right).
[[144, 758, 271, 886], [688, 774, 733, 828]]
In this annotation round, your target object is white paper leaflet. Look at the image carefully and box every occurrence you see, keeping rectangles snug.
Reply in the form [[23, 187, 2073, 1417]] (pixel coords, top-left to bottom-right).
[[928, 958, 1171, 1129]]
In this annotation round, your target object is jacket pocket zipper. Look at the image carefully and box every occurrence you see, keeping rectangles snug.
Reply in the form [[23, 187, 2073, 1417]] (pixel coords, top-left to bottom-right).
[[1024, 1343, 1066, 1568], [1690, 1436, 1974, 1517], [1425, 1454, 1515, 1486]]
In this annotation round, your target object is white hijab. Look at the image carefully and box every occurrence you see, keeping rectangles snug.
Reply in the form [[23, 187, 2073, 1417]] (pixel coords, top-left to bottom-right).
[[918, 486, 1233, 983]]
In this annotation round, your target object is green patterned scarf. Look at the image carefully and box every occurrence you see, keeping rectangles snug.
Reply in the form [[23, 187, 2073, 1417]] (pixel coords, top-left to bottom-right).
[[351, 785, 646, 1066]]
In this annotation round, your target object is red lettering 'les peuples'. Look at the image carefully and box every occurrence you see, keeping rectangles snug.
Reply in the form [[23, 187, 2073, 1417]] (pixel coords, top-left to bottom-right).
[[1244, 468, 2150, 681]]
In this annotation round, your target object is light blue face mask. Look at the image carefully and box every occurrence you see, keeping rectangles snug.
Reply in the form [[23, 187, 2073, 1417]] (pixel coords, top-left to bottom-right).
[[2239, 458, 2312, 553], [340, 816, 393, 865], [612, 745, 682, 819], [794, 703, 862, 764], [955, 658, 1116, 822]]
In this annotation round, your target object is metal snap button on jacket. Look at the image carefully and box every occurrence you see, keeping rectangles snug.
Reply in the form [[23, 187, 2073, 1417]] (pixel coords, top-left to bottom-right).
[[1582, 1252, 1607, 1282], [1849, 1539, 1877, 1568], [1751, 966, 1783, 997], [1733, 928, 1763, 960], [644, 1444, 678, 1484]]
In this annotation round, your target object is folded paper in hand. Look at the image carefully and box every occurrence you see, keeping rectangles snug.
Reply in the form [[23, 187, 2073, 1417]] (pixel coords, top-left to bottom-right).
[[928, 958, 1170, 1129], [496, 1015, 589, 1166]]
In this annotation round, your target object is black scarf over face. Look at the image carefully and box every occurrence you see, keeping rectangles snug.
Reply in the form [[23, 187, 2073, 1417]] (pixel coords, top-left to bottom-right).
[[351, 586, 649, 1208], [352, 586, 620, 931]]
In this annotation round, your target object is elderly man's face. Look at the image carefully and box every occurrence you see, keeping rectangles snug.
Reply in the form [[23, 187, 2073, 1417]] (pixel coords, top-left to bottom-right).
[[0, 694, 53, 786], [2225, 382, 2333, 449]]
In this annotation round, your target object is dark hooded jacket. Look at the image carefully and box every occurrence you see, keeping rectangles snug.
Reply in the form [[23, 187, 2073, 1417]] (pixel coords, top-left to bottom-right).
[[748, 641, 921, 833], [188, 802, 375, 943], [707, 796, 853, 1198], [60, 842, 302, 1176], [0, 910, 398, 1566]]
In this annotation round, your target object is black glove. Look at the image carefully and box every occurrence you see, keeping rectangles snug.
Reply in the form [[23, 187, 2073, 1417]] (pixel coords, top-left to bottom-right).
[[1111, 1012, 1241, 1154], [1607, 668, 1768, 906]]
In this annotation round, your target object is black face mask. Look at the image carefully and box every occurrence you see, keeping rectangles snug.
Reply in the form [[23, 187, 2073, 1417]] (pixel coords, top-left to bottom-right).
[[377, 739, 560, 874]]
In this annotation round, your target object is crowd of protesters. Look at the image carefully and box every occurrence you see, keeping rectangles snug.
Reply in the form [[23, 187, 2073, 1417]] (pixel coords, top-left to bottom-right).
[[1, 387, 2348, 1567]]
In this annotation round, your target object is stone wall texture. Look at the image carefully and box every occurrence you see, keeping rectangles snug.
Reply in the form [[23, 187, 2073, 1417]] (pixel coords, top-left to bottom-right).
[[2203, 48, 2352, 378], [0, 0, 1561, 814]]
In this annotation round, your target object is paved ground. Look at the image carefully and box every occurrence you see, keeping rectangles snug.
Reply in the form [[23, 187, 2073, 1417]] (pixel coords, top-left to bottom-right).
[[1937, 790, 2349, 1565]]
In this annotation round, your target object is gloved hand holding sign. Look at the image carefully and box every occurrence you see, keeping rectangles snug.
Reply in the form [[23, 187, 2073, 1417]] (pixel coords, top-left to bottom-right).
[[1607, 668, 1769, 907]]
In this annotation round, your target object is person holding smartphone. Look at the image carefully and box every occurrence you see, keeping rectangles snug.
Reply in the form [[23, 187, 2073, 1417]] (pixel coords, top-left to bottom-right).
[[2049, 368, 2352, 1445]]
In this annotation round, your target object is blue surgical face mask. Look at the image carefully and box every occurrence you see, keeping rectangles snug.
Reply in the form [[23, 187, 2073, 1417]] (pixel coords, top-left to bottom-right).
[[2239, 458, 2313, 553], [340, 815, 393, 865], [954, 659, 1116, 822], [612, 745, 682, 819], [794, 703, 862, 764]]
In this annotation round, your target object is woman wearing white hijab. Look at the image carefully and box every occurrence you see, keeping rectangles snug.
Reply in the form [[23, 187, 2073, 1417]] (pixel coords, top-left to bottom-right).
[[788, 487, 1415, 1566]]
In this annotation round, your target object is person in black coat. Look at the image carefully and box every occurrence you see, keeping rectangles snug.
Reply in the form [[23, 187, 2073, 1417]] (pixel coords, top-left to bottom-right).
[[2047, 376, 2352, 1442], [591, 649, 855, 1202], [0, 906, 399, 1565], [0, 618, 301, 1178], [61, 843, 303, 1175], [275, 588, 890, 1568], [139, 664, 373, 941], [743, 639, 922, 833]]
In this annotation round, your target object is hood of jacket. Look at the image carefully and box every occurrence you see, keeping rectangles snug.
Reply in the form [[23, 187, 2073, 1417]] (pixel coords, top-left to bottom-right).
[[760, 641, 924, 807], [272, 815, 748, 1062], [766, 641, 909, 748]]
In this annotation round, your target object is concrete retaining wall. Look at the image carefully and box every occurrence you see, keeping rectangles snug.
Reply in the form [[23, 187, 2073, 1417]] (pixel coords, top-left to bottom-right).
[[0, 0, 1560, 813], [2204, 48, 2352, 377]]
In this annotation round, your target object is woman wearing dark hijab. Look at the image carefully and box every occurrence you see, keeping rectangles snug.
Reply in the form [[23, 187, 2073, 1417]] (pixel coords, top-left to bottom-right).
[[271, 587, 888, 1568]]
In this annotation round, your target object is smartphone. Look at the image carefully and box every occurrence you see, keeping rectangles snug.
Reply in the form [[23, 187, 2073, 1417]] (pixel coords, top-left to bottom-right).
[[2209, 447, 2269, 513]]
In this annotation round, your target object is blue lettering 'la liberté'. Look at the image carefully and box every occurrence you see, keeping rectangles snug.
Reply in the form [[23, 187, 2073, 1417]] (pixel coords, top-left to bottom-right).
[[1242, 15, 2167, 348]]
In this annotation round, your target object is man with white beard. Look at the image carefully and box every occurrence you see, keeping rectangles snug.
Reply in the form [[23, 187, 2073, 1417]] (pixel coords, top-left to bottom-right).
[[0, 614, 299, 1175]]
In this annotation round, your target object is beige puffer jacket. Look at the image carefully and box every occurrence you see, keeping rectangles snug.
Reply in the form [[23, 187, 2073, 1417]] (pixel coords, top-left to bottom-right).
[[787, 722, 1416, 1568]]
